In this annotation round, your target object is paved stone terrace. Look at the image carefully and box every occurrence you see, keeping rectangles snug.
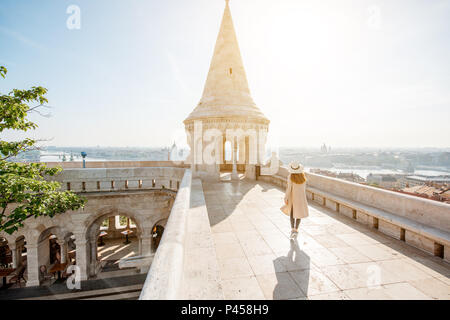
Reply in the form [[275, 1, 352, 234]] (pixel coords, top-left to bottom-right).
[[202, 179, 450, 300]]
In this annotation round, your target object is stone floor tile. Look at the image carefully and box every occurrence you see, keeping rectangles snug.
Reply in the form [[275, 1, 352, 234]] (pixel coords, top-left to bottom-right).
[[302, 247, 346, 267], [289, 268, 340, 296], [352, 244, 402, 261], [402, 256, 450, 278], [235, 230, 262, 242], [274, 248, 313, 271], [240, 239, 273, 257], [211, 220, 233, 233], [218, 257, 254, 280], [230, 219, 256, 232], [329, 246, 372, 264], [335, 233, 375, 246], [221, 276, 266, 300], [343, 287, 393, 300], [320, 265, 368, 290], [212, 232, 239, 246], [347, 261, 401, 285], [256, 272, 305, 300], [382, 282, 432, 300], [301, 225, 330, 236], [325, 224, 358, 235], [311, 234, 351, 248], [308, 291, 351, 300], [377, 259, 435, 282], [409, 277, 450, 299], [215, 242, 246, 260], [247, 254, 288, 275]]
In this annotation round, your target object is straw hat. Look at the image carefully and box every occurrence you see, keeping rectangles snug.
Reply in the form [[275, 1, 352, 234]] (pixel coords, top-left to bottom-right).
[[288, 161, 304, 174]]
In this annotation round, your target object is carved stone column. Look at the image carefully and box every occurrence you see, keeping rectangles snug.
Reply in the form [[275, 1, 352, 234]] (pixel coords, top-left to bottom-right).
[[108, 216, 116, 232], [9, 243, 17, 269], [56, 239, 67, 264], [231, 136, 239, 180], [141, 235, 152, 256], [89, 238, 98, 277], [74, 236, 89, 281], [25, 243, 40, 287]]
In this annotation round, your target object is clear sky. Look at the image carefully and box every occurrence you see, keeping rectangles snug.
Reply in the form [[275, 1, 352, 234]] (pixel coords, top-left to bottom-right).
[[1, 0, 449, 149]]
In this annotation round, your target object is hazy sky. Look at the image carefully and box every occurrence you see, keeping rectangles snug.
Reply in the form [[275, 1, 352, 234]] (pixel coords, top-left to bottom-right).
[[1, 0, 449, 148]]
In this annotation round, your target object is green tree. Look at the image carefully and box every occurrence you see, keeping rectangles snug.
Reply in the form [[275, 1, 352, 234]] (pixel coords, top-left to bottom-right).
[[0, 66, 86, 234]]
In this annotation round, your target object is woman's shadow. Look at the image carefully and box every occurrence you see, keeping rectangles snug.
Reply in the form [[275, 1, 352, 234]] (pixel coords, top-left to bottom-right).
[[272, 239, 310, 299]]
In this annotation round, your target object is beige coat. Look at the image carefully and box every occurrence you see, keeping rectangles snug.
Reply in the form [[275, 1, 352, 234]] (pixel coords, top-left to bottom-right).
[[284, 174, 309, 219]]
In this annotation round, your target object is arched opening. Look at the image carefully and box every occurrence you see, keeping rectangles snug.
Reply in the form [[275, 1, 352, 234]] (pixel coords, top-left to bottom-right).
[[151, 218, 168, 252], [0, 237, 12, 268], [87, 212, 141, 278], [36, 227, 74, 286], [0, 236, 28, 288]]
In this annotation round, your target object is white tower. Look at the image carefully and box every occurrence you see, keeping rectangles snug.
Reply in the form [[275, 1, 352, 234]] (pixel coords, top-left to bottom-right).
[[184, 0, 270, 180]]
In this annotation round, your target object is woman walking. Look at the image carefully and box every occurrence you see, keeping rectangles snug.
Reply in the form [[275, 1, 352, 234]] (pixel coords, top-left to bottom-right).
[[283, 161, 309, 239]]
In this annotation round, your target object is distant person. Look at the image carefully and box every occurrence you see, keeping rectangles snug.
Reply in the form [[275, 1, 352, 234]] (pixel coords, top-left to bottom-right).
[[282, 161, 309, 239], [55, 250, 61, 263]]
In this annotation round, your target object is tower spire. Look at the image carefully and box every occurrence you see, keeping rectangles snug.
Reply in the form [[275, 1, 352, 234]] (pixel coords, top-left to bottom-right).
[[184, 0, 268, 123]]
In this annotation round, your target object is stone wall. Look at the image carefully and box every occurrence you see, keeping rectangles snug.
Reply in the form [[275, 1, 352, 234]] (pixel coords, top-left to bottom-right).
[[139, 169, 223, 299], [140, 170, 192, 299], [304, 171, 450, 232], [51, 167, 186, 193]]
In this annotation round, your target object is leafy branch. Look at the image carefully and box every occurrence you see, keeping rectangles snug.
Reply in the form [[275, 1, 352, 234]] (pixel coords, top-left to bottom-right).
[[0, 66, 85, 234]]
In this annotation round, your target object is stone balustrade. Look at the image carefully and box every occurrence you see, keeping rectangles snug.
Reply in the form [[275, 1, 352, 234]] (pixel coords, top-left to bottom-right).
[[50, 167, 186, 193], [257, 166, 450, 262], [44, 160, 189, 169], [139, 169, 192, 299], [139, 168, 223, 299]]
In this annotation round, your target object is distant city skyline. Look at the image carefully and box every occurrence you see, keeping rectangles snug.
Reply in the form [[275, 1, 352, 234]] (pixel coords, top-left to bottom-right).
[[1, 0, 449, 148]]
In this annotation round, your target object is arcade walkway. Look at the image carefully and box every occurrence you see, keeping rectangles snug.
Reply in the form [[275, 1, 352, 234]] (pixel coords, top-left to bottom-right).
[[202, 179, 450, 300]]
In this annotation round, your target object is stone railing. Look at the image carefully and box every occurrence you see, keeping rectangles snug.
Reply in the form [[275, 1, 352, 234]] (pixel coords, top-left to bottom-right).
[[50, 167, 186, 193], [44, 160, 189, 169], [139, 169, 222, 299], [139, 169, 192, 299], [258, 166, 450, 262]]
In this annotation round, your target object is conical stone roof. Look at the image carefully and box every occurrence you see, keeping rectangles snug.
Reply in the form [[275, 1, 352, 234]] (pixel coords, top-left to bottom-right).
[[184, 0, 269, 124]]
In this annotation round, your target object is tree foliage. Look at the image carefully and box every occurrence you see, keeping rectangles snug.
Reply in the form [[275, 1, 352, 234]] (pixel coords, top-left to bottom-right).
[[0, 66, 85, 234]]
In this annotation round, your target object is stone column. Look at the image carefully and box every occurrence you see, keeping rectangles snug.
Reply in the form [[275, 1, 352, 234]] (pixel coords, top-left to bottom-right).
[[89, 239, 98, 277], [56, 239, 67, 264], [141, 235, 152, 256], [222, 137, 226, 165], [9, 243, 17, 269], [231, 136, 239, 180], [108, 216, 116, 232], [140, 234, 153, 274], [25, 243, 40, 287], [191, 128, 198, 177], [74, 236, 89, 281], [238, 136, 245, 165]]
